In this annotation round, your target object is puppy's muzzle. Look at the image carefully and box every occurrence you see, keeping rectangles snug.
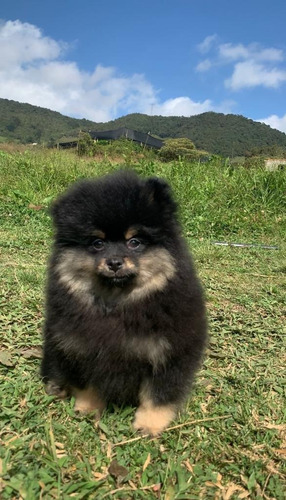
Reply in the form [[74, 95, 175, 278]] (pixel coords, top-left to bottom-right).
[[98, 256, 137, 287], [106, 257, 123, 272]]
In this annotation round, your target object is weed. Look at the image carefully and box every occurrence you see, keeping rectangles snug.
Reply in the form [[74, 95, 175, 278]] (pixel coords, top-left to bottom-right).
[[0, 150, 285, 498]]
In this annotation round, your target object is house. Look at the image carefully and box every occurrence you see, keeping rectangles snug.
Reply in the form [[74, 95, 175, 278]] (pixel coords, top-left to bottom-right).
[[264, 158, 286, 171], [57, 139, 78, 149], [89, 127, 164, 149]]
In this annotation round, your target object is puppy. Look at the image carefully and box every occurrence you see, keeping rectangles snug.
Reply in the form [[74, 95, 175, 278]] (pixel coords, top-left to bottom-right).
[[41, 170, 207, 435]]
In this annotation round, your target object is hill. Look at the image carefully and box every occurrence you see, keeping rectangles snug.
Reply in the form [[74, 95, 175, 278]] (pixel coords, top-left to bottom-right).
[[1, 98, 286, 157], [0, 98, 96, 146], [104, 113, 286, 157]]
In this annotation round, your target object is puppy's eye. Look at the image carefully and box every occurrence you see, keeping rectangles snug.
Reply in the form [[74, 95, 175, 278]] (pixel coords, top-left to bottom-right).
[[92, 239, 105, 251], [127, 238, 141, 250]]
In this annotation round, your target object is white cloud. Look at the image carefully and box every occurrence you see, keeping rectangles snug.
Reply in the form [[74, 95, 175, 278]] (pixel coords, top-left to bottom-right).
[[225, 60, 286, 90], [0, 20, 158, 121], [258, 114, 286, 134], [152, 97, 235, 116], [0, 22, 157, 122], [196, 59, 212, 72], [0, 20, 64, 69], [0, 19, 233, 121], [219, 43, 283, 63], [196, 38, 286, 91], [152, 97, 212, 116], [197, 34, 218, 54]]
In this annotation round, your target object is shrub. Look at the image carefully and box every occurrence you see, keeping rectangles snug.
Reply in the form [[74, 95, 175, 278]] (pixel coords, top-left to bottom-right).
[[77, 132, 96, 156], [159, 137, 204, 161], [244, 156, 265, 169]]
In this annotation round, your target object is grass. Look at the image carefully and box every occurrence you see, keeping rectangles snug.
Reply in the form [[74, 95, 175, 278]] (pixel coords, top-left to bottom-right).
[[0, 148, 285, 499]]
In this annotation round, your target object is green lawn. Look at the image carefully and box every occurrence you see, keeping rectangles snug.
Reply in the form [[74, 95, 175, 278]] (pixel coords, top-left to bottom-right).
[[0, 150, 285, 499]]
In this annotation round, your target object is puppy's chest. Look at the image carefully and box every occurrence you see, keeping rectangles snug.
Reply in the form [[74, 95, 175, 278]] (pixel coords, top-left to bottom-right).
[[62, 326, 171, 371], [95, 319, 171, 369], [121, 334, 171, 368], [93, 304, 171, 367]]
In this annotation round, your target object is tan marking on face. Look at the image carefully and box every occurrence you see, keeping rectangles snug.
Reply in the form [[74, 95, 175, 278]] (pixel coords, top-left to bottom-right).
[[133, 383, 176, 435], [91, 229, 106, 239], [97, 258, 109, 272], [125, 248, 176, 303], [124, 227, 138, 240], [55, 247, 175, 307], [124, 257, 137, 271], [72, 386, 106, 416], [124, 336, 171, 370], [55, 249, 95, 304], [55, 249, 129, 305]]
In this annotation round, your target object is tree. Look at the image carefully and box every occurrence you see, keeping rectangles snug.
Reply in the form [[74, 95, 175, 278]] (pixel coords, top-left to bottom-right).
[[159, 137, 196, 161], [6, 116, 21, 132], [77, 132, 95, 156]]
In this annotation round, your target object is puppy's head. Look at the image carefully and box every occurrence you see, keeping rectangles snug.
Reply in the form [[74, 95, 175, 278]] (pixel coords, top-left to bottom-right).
[[51, 171, 178, 300]]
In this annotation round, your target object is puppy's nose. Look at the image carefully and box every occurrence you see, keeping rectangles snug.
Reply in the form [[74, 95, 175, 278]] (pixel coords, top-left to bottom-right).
[[107, 258, 123, 272]]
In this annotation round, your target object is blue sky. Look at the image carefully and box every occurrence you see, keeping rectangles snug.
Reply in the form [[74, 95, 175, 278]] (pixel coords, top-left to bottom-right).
[[1, 0, 286, 132]]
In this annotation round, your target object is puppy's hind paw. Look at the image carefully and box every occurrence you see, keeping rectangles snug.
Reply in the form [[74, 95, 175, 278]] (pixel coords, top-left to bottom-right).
[[45, 380, 68, 399]]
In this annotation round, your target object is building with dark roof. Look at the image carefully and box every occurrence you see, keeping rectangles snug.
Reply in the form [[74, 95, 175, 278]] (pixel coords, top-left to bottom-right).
[[89, 127, 163, 149]]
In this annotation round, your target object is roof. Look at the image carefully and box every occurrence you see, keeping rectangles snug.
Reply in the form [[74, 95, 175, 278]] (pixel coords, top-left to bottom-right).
[[89, 127, 163, 149]]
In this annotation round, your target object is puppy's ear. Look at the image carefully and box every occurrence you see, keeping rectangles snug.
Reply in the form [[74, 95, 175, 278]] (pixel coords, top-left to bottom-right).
[[143, 177, 177, 212], [49, 196, 69, 227]]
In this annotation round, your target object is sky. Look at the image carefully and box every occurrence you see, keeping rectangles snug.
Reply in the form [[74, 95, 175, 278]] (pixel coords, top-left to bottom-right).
[[1, 0, 286, 132]]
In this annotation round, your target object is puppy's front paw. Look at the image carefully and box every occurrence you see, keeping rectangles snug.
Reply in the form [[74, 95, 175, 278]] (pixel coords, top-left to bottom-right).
[[73, 387, 106, 418], [45, 380, 68, 399], [133, 403, 176, 436]]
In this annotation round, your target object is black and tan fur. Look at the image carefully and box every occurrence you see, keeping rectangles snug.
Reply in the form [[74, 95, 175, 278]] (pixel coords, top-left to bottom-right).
[[41, 170, 207, 435]]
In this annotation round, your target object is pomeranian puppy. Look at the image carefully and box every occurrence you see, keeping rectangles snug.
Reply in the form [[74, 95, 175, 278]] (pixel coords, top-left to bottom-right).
[[41, 170, 207, 435]]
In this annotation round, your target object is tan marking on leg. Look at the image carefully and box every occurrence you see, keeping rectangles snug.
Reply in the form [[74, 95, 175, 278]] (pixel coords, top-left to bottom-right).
[[45, 380, 68, 399], [133, 382, 177, 435], [73, 387, 106, 416], [133, 399, 176, 436]]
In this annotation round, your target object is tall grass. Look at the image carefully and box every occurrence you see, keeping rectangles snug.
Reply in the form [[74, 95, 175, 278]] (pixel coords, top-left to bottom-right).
[[1, 149, 285, 242]]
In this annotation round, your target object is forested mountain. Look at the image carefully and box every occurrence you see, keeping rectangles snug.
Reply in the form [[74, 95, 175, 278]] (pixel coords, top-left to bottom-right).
[[1, 98, 286, 157], [102, 113, 286, 157], [0, 98, 96, 145]]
